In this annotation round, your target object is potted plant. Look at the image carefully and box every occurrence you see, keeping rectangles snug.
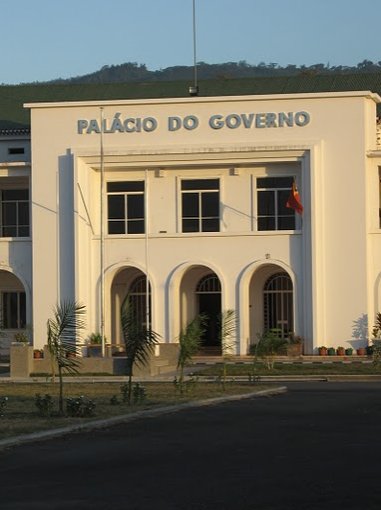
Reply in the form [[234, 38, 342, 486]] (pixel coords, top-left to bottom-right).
[[327, 347, 336, 356], [287, 333, 303, 356], [33, 349, 44, 359], [345, 347, 353, 356], [336, 346, 345, 356], [357, 347, 366, 356], [87, 333, 103, 357], [12, 331, 29, 346], [318, 346, 328, 356]]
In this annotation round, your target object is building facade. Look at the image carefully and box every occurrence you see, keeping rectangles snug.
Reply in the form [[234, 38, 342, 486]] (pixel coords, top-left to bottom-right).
[[1, 90, 381, 355]]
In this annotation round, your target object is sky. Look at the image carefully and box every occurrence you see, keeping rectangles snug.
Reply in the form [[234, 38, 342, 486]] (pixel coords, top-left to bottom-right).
[[1, 0, 379, 85]]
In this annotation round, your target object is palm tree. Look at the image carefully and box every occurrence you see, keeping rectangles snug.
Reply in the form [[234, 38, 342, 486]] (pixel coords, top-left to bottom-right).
[[47, 301, 86, 414], [120, 294, 159, 404], [177, 314, 207, 392], [218, 309, 237, 389]]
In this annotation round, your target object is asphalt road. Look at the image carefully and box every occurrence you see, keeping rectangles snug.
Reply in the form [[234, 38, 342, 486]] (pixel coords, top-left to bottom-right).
[[1, 382, 381, 510]]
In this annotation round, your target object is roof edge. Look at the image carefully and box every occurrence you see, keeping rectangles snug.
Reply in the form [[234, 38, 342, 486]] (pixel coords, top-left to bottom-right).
[[24, 90, 381, 110]]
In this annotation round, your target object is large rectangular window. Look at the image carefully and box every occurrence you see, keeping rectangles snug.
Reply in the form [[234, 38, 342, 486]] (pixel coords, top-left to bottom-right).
[[181, 179, 220, 233], [257, 177, 295, 231], [107, 181, 145, 234], [1, 291, 26, 329], [0, 189, 30, 237]]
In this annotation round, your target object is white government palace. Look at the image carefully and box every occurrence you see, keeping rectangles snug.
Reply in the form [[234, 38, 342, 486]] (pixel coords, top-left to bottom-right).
[[1, 75, 381, 356]]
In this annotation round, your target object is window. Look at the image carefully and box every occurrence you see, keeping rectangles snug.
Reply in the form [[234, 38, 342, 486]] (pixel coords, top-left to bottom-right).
[[263, 272, 293, 338], [127, 275, 151, 329], [107, 181, 144, 234], [181, 179, 220, 232], [8, 147, 25, 155], [257, 177, 295, 231], [1, 291, 26, 329], [0, 189, 30, 237]]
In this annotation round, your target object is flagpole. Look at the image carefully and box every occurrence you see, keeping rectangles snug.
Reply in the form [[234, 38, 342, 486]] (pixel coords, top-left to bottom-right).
[[100, 107, 106, 357], [145, 169, 150, 330]]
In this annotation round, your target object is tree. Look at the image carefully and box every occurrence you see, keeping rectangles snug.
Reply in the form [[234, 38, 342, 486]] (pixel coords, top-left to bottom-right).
[[254, 329, 288, 370], [218, 309, 237, 389], [47, 301, 86, 414], [120, 295, 160, 404], [177, 314, 207, 392]]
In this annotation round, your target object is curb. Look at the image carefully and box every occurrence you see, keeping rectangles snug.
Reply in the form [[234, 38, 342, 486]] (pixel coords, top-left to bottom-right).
[[0, 386, 287, 450]]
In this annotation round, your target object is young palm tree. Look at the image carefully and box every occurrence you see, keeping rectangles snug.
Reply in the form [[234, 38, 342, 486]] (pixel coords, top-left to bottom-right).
[[218, 309, 237, 389], [177, 314, 207, 391], [47, 301, 86, 414], [120, 294, 159, 405]]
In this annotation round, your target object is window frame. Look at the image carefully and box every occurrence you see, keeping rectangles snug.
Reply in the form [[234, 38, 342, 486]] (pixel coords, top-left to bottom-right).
[[256, 176, 298, 232], [107, 181, 145, 235], [180, 178, 220, 233], [263, 272, 293, 339], [0, 188, 30, 238], [1, 291, 26, 330]]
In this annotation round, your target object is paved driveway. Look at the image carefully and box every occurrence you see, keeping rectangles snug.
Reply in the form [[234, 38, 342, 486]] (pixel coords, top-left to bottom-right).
[[1, 382, 381, 509]]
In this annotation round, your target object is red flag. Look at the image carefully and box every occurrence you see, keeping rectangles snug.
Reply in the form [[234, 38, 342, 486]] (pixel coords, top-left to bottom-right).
[[286, 181, 303, 215]]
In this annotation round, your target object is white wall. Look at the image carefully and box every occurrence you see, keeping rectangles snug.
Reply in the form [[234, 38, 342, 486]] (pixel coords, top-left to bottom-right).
[[26, 92, 380, 352]]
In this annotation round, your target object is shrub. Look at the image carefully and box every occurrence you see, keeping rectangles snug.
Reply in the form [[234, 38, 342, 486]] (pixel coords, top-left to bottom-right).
[[253, 329, 288, 369], [35, 393, 54, 417], [0, 396, 8, 417], [66, 396, 96, 417], [132, 383, 147, 404], [121, 382, 146, 404]]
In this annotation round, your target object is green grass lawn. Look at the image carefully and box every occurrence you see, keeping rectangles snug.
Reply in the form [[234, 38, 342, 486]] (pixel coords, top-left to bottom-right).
[[194, 360, 381, 376], [0, 381, 267, 440]]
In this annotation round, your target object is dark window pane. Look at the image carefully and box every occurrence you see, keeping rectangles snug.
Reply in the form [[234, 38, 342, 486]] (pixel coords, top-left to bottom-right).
[[257, 177, 293, 189], [182, 193, 199, 217], [182, 218, 199, 232], [258, 217, 275, 231], [127, 194, 144, 219], [181, 179, 219, 191], [201, 192, 219, 217], [202, 218, 220, 232], [278, 190, 294, 215], [18, 226, 29, 237], [20, 293, 26, 328], [127, 220, 145, 234], [108, 221, 125, 234], [3, 292, 17, 328], [2, 189, 28, 200], [2, 226, 17, 237], [278, 216, 295, 230], [2, 202, 16, 225], [18, 202, 29, 225], [107, 181, 144, 192], [108, 195, 125, 219], [258, 191, 275, 216]]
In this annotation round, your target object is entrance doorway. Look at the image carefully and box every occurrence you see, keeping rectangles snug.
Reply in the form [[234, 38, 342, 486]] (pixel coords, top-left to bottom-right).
[[196, 274, 221, 352]]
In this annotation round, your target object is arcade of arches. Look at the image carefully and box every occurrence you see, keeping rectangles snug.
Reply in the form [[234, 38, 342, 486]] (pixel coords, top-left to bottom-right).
[[108, 263, 294, 354]]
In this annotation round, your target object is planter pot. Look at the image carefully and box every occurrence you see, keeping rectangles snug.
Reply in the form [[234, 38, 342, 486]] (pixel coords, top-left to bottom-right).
[[287, 344, 303, 356], [357, 347, 366, 356], [327, 348, 336, 356], [345, 349, 353, 356], [88, 345, 102, 357], [336, 348, 345, 356], [318, 348, 328, 356]]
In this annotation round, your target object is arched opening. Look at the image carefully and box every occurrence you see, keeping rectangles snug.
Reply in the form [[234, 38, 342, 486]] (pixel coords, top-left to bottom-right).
[[0, 269, 28, 352], [249, 264, 294, 347], [263, 272, 293, 338], [179, 266, 222, 354], [196, 274, 221, 350], [110, 268, 151, 351]]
